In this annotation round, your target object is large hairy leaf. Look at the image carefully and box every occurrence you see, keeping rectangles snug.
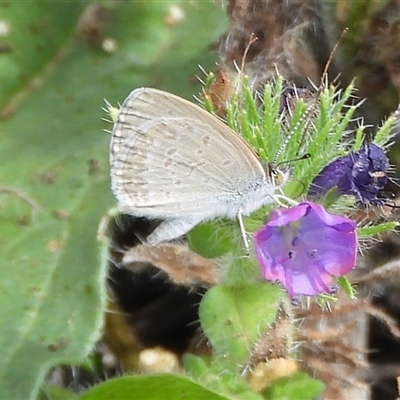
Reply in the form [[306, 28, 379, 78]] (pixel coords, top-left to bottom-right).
[[0, 2, 226, 398]]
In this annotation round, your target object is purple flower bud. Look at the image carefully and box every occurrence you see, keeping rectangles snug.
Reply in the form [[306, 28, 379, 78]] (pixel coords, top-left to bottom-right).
[[254, 202, 357, 297], [308, 143, 389, 205]]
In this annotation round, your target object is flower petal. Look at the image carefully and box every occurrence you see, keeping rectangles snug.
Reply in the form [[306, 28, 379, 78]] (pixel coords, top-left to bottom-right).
[[254, 202, 357, 297]]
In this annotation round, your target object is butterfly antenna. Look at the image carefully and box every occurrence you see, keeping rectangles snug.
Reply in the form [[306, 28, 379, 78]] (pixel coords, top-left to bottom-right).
[[237, 210, 250, 255], [273, 99, 315, 164], [273, 29, 348, 165], [296, 28, 348, 153]]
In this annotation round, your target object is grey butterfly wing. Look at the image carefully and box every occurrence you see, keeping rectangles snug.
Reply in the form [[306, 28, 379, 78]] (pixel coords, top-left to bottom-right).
[[110, 87, 266, 220]]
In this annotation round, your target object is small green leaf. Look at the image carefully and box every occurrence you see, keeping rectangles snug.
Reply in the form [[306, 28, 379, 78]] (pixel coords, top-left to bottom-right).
[[184, 354, 230, 395], [184, 354, 211, 380], [188, 222, 234, 258], [262, 371, 324, 400], [199, 283, 284, 369]]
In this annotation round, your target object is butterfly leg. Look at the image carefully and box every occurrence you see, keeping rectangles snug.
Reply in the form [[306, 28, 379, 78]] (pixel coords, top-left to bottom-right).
[[146, 216, 204, 244], [237, 210, 250, 255], [273, 190, 298, 206]]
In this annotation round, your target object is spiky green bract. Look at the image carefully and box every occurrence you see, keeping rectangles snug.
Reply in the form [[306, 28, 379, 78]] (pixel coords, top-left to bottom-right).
[[191, 73, 396, 296], [191, 75, 367, 265], [337, 276, 357, 299], [358, 222, 399, 237]]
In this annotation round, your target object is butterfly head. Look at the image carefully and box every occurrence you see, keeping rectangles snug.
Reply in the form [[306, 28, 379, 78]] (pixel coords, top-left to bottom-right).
[[263, 162, 291, 189]]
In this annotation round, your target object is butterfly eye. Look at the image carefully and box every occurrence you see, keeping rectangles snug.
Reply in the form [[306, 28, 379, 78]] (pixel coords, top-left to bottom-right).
[[271, 168, 287, 186], [263, 162, 288, 187]]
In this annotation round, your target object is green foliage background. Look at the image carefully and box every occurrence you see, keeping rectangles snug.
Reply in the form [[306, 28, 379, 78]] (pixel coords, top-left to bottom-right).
[[0, 2, 227, 399]]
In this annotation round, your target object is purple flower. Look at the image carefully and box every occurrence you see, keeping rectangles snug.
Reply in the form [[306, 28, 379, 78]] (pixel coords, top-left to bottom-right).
[[308, 143, 389, 205], [254, 202, 357, 297]]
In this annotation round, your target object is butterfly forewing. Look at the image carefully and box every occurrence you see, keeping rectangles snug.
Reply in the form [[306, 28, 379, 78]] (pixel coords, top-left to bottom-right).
[[110, 88, 267, 218]]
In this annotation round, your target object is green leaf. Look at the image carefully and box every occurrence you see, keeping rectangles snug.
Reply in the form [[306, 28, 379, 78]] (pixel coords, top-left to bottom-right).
[[0, 3, 86, 107], [183, 354, 230, 395], [188, 222, 235, 258], [78, 374, 235, 400], [262, 371, 324, 400], [0, 170, 110, 399], [0, 1, 227, 399], [199, 283, 284, 369], [184, 354, 212, 381]]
